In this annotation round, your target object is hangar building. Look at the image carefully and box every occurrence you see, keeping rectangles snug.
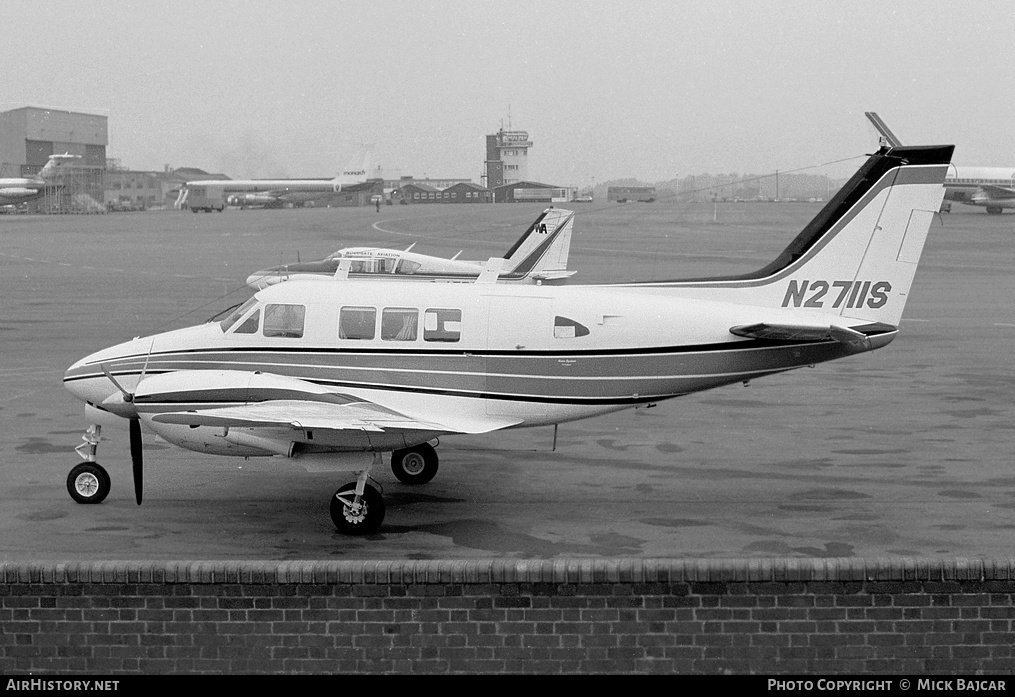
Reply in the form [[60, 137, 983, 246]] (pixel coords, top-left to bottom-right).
[[0, 106, 107, 213]]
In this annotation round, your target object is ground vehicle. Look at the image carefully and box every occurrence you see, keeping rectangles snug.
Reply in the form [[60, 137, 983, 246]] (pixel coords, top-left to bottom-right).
[[184, 185, 225, 212], [607, 186, 655, 203]]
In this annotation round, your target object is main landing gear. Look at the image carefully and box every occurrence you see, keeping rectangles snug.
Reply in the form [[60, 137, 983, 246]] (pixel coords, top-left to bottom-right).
[[390, 442, 439, 485], [328, 443, 440, 535], [67, 425, 111, 504]]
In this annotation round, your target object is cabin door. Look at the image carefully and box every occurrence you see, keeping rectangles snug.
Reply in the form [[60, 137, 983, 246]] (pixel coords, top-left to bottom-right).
[[484, 295, 552, 418]]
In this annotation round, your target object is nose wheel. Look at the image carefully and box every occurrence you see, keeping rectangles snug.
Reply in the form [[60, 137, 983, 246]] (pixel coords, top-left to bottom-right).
[[330, 481, 385, 535], [67, 462, 111, 504], [68, 424, 110, 504]]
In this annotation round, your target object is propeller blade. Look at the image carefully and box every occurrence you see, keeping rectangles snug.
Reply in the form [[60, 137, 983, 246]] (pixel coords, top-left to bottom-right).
[[129, 418, 143, 505], [101, 364, 133, 401]]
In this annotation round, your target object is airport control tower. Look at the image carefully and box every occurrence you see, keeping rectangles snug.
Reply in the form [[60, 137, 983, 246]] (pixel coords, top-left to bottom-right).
[[483, 126, 532, 189]]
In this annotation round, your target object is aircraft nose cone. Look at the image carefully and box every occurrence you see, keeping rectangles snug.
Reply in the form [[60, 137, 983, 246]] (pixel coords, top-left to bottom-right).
[[63, 354, 110, 405], [63, 346, 137, 418]]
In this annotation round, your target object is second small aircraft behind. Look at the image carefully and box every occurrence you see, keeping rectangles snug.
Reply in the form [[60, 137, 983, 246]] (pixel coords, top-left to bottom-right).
[[62, 135, 954, 535], [245, 207, 577, 289]]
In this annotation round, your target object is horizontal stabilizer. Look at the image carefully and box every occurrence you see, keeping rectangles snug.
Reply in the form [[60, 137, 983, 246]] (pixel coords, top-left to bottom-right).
[[333, 258, 351, 280], [531, 270, 577, 281], [476, 258, 506, 284], [730, 322, 877, 350]]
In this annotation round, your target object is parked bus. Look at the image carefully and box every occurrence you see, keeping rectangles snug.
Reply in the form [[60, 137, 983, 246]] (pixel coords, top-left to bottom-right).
[[607, 186, 656, 203]]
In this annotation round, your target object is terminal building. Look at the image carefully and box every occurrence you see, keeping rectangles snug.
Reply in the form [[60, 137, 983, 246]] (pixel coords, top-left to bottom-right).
[[0, 106, 108, 213]]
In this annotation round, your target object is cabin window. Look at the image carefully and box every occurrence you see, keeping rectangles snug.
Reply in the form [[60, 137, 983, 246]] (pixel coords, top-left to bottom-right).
[[263, 304, 305, 338], [339, 306, 376, 340], [423, 308, 461, 342], [382, 308, 418, 341], [234, 309, 260, 334], [219, 297, 258, 332], [396, 260, 421, 275], [554, 316, 590, 339]]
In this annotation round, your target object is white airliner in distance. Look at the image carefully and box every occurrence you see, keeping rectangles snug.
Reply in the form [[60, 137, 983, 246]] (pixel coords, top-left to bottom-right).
[[0, 153, 81, 207], [943, 166, 1015, 214], [245, 207, 577, 289], [179, 145, 374, 211], [62, 135, 954, 535]]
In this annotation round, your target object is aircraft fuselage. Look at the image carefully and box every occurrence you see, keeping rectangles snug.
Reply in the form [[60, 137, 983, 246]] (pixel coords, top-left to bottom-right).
[[64, 279, 891, 457]]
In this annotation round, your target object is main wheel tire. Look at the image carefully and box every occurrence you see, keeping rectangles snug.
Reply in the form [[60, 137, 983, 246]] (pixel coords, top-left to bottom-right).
[[67, 462, 111, 504], [390, 443, 439, 485], [330, 483, 385, 535]]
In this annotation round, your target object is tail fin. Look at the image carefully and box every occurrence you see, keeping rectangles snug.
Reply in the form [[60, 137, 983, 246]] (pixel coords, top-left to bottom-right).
[[642, 144, 953, 326], [501, 208, 576, 280], [336, 144, 373, 184], [503, 208, 577, 281], [37, 152, 81, 180]]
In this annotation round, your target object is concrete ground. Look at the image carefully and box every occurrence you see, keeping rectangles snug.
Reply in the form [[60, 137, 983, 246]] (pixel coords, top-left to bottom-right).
[[1, 200, 1012, 562]]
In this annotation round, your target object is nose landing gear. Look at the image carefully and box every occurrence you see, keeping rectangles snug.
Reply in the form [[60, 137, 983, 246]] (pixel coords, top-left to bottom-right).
[[67, 424, 110, 504], [329, 460, 385, 535]]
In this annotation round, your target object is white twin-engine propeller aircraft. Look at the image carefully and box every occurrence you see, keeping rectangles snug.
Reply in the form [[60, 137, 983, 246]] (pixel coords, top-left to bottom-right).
[[245, 206, 577, 289], [63, 140, 954, 534]]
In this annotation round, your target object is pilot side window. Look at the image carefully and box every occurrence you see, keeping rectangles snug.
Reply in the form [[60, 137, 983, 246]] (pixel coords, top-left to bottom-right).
[[219, 297, 258, 332], [381, 308, 418, 341], [395, 260, 421, 275], [263, 304, 305, 338], [423, 308, 461, 342], [339, 306, 376, 340], [234, 309, 260, 334]]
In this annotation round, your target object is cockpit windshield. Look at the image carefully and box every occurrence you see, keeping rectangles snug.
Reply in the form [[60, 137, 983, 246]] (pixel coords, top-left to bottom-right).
[[219, 297, 259, 332]]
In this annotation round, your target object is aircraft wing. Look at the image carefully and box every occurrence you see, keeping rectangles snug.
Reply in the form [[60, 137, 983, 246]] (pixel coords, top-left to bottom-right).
[[978, 184, 1015, 200], [729, 322, 885, 350], [150, 398, 521, 435]]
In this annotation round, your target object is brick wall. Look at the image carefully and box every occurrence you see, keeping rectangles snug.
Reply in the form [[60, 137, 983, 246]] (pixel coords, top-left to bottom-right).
[[3, 558, 1015, 674]]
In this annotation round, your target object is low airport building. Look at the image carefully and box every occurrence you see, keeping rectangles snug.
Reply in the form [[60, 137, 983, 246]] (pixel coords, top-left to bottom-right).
[[394, 181, 441, 204], [442, 181, 492, 203], [493, 180, 576, 204], [393, 180, 492, 204]]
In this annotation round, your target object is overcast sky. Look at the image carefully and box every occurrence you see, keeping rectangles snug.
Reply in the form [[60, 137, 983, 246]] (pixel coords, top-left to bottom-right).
[[4, 0, 1012, 185]]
